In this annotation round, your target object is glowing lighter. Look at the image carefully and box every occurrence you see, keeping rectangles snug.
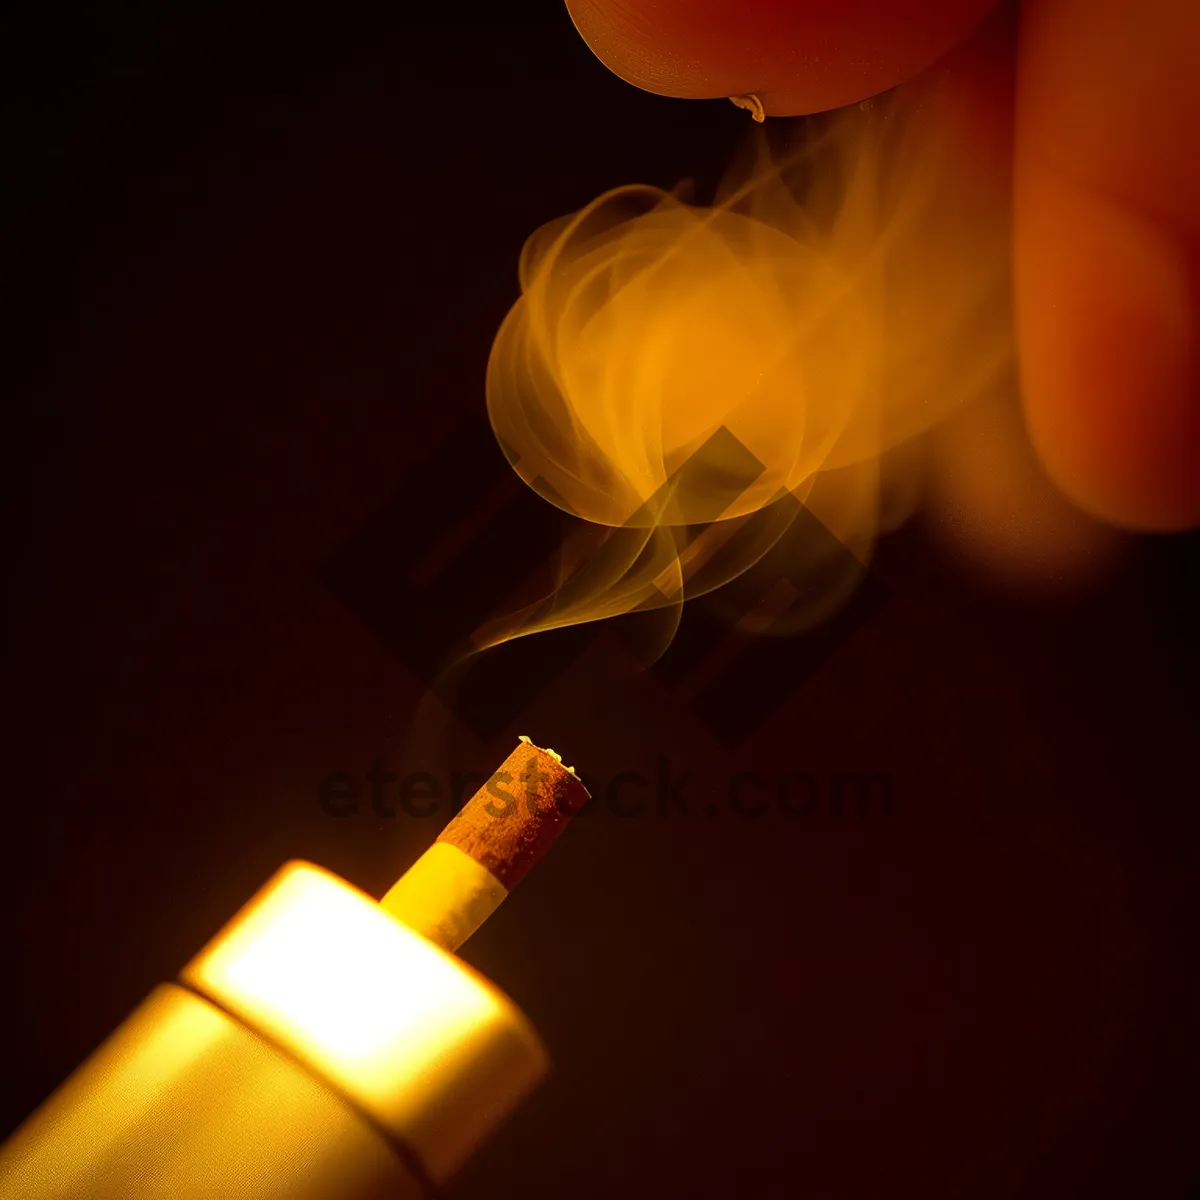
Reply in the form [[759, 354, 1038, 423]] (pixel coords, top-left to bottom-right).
[[0, 741, 588, 1199]]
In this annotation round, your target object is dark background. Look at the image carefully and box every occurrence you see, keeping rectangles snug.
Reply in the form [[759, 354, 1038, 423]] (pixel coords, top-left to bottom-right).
[[3, 3, 1198, 1198]]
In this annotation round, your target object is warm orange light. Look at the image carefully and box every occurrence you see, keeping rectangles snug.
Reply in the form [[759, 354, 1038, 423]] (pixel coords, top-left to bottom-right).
[[183, 863, 546, 1181], [485, 81, 1014, 641], [0, 986, 420, 1199], [925, 387, 1125, 592], [189, 865, 495, 1074], [0, 863, 549, 1198]]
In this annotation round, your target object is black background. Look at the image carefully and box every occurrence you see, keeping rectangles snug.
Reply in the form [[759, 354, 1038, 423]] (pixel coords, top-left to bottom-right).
[[3, 3, 1198, 1197]]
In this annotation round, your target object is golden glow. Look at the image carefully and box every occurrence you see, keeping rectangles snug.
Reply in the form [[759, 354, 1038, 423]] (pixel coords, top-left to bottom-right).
[[926, 388, 1124, 591], [188, 864, 495, 1070], [381, 842, 509, 951], [182, 862, 546, 1181], [0, 986, 417, 1199], [0, 864, 547, 1196], [0, 988, 226, 1198], [484, 81, 1014, 645]]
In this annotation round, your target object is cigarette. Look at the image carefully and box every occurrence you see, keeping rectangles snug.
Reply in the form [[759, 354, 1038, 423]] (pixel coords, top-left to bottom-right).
[[381, 736, 590, 950], [0, 743, 583, 1195]]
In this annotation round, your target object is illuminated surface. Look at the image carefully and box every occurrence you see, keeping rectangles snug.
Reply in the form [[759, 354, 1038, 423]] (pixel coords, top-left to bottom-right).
[[183, 862, 546, 1181], [0, 862, 548, 1197], [0, 985, 418, 1199]]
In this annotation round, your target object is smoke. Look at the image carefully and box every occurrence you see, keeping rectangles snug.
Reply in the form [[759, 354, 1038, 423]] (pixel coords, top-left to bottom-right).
[[481, 79, 1016, 655]]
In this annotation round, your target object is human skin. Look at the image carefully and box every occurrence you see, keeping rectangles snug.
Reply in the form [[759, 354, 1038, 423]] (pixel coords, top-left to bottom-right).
[[566, 0, 1200, 530]]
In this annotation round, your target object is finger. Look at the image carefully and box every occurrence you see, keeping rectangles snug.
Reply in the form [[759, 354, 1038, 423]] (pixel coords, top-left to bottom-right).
[[565, 0, 1000, 115], [1015, 0, 1200, 530], [926, 387, 1125, 596]]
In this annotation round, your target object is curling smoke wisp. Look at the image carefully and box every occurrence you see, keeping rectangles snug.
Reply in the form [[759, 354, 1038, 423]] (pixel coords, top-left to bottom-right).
[[481, 84, 1013, 654]]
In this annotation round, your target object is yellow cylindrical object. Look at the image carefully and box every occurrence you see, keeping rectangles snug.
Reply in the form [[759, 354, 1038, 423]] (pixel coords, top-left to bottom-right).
[[381, 842, 509, 950], [0, 862, 549, 1199]]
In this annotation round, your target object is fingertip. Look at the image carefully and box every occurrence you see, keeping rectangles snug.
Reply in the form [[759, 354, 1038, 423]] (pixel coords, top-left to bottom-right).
[[566, 0, 1000, 115], [1014, 0, 1200, 532], [1016, 169, 1200, 531]]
